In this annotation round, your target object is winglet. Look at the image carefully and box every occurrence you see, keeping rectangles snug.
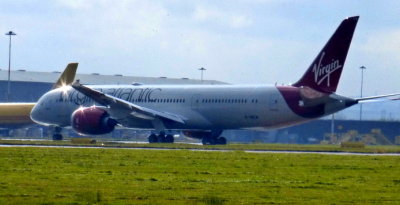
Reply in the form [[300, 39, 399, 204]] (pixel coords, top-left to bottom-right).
[[52, 63, 78, 89]]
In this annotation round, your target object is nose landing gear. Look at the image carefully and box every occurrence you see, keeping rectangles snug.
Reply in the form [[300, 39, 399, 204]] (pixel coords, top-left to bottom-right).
[[52, 126, 63, 141]]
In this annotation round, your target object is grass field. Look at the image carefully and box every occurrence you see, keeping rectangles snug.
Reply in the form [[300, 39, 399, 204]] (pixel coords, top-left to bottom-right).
[[0, 147, 400, 204]]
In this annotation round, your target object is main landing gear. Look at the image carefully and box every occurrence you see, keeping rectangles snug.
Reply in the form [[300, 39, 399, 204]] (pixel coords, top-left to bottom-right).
[[201, 130, 227, 145], [182, 130, 227, 145], [202, 136, 227, 145], [148, 132, 174, 143]]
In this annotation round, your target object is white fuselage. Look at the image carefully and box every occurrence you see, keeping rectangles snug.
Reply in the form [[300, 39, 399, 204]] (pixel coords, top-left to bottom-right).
[[30, 84, 350, 131]]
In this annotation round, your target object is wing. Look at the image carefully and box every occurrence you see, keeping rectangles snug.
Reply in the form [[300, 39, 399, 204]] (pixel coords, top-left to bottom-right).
[[71, 81, 185, 124]]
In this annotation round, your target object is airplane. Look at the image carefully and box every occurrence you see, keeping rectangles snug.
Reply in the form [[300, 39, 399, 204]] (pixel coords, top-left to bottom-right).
[[0, 63, 77, 136], [0, 103, 35, 129], [30, 16, 400, 144]]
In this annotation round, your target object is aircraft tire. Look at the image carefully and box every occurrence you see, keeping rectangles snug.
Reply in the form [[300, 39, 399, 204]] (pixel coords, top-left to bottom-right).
[[52, 134, 63, 141], [148, 134, 158, 143], [202, 137, 208, 145], [202, 136, 213, 145], [217, 137, 227, 145], [165, 134, 174, 143]]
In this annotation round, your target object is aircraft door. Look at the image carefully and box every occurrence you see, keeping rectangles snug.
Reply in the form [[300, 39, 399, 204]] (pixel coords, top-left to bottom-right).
[[191, 94, 201, 110], [269, 94, 279, 111]]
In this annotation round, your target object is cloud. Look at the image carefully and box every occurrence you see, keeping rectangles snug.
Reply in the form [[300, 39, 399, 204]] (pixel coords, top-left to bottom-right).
[[336, 28, 400, 96], [193, 5, 252, 29], [236, 0, 281, 4], [56, 0, 168, 33], [361, 29, 400, 66], [56, 0, 93, 10], [1, 0, 399, 95], [52, 0, 170, 52], [46, 0, 262, 80]]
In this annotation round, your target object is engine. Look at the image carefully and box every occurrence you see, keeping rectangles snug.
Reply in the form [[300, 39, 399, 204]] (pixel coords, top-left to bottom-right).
[[71, 106, 117, 135]]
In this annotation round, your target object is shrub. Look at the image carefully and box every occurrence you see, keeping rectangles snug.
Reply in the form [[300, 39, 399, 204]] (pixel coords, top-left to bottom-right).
[[71, 138, 96, 144]]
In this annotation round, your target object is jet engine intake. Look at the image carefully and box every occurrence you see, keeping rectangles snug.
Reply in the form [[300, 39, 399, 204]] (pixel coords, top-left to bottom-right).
[[71, 107, 117, 135]]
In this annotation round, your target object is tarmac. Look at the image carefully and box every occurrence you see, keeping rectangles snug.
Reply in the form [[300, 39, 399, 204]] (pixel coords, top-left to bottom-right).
[[1, 144, 400, 156]]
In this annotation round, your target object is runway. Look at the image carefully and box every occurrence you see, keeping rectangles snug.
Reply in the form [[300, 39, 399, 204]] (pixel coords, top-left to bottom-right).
[[1, 144, 400, 156]]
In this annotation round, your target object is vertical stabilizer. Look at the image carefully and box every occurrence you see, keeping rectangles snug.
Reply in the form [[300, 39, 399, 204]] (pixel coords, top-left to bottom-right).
[[293, 16, 359, 93], [52, 63, 78, 89]]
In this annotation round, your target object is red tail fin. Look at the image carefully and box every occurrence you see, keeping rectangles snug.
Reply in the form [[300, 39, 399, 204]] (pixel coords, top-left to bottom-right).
[[293, 16, 359, 93]]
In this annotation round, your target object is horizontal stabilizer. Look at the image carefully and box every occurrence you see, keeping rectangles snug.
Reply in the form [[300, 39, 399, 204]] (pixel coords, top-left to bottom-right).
[[356, 93, 400, 103]]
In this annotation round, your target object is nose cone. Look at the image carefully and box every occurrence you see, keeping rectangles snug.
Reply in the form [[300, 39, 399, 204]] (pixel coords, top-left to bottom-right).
[[30, 91, 52, 125], [30, 89, 72, 127]]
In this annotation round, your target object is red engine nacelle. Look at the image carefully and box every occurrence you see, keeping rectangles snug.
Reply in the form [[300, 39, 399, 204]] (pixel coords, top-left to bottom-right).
[[71, 107, 117, 135]]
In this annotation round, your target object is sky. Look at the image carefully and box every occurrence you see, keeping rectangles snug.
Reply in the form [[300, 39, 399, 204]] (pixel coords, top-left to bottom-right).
[[0, 0, 400, 97]]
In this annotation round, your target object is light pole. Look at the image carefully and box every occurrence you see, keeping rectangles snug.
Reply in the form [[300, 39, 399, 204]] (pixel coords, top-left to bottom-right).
[[5, 31, 16, 102], [330, 113, 335, 143], [359, 66, 366, 120], [199, 67, 206, 82]]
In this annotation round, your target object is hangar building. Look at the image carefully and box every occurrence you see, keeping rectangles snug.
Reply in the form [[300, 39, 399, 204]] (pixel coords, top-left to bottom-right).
[[0, 69, 224, 102]]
